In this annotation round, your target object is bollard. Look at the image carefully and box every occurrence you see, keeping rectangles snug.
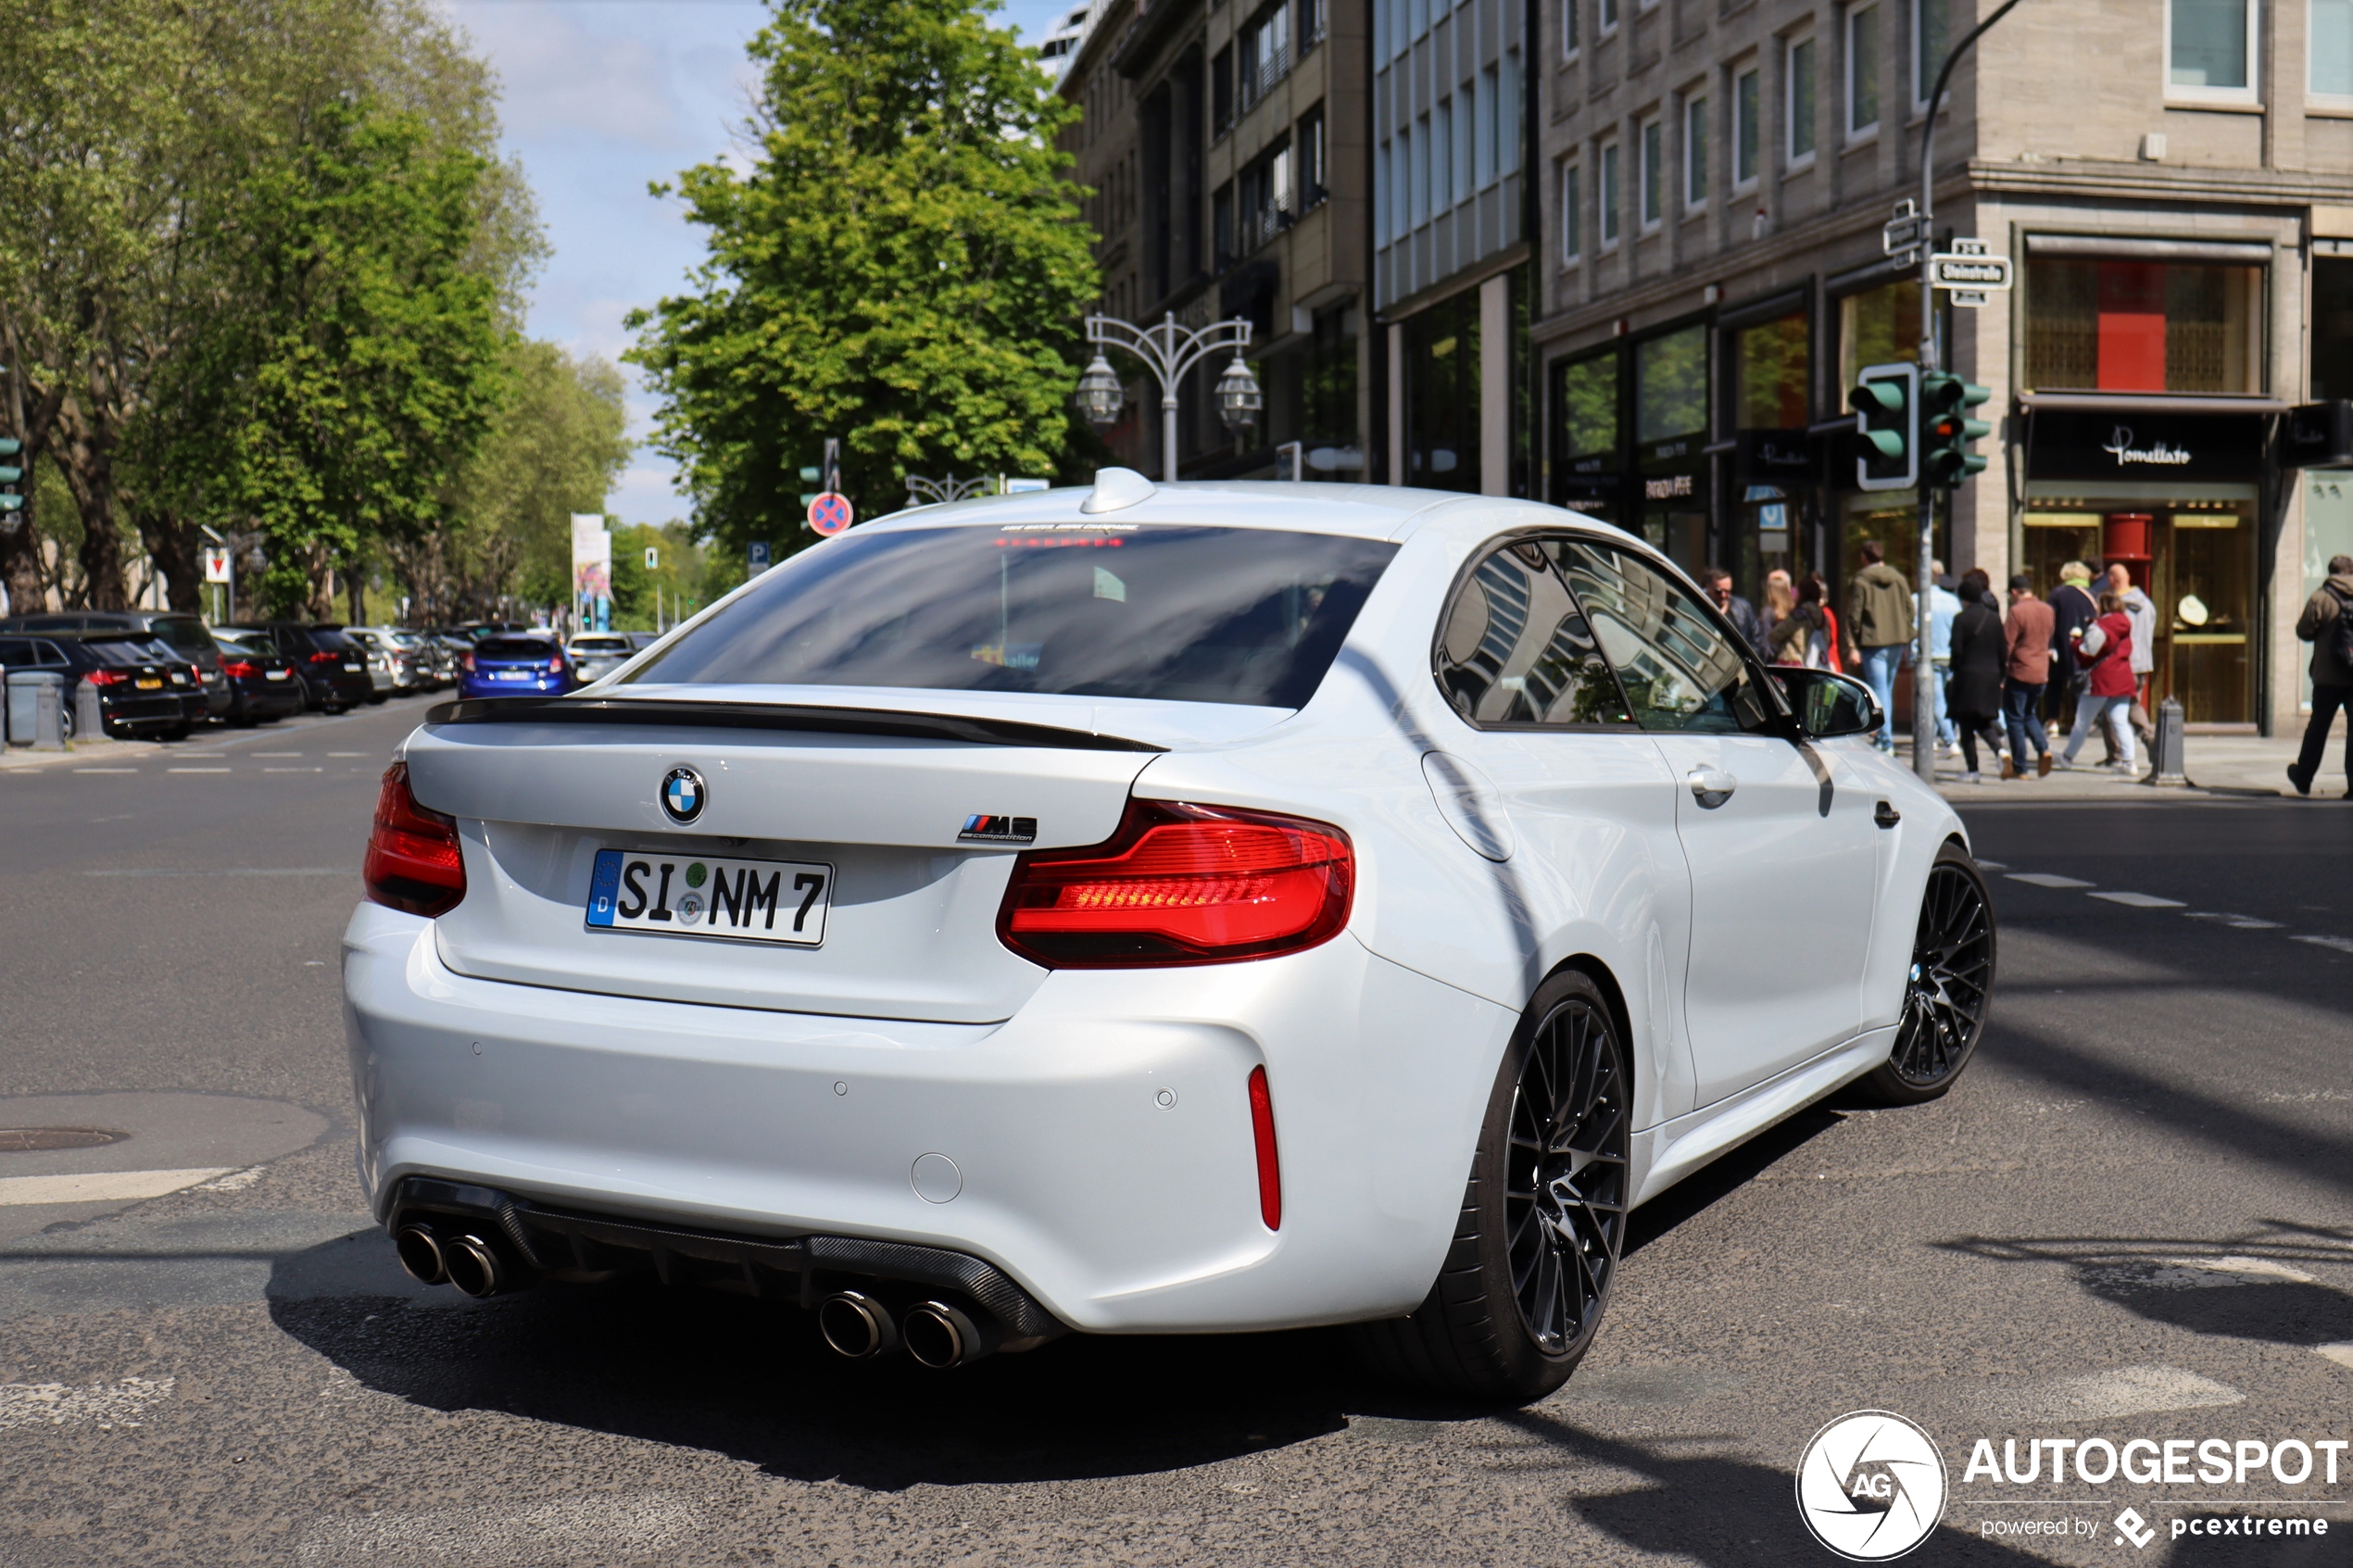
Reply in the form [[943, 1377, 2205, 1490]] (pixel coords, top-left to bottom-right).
[[74, 677, 102, 743], [2147, 695, 2188, 786], [32, 678, 64, 750]]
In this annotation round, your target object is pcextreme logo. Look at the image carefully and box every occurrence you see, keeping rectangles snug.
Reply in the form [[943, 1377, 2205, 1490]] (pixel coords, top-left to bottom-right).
[[1796, 1411, 1949, 1561]]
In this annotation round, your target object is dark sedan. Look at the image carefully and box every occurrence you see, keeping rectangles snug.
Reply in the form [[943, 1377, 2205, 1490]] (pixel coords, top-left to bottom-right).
[[220, 623, 374, 713], [212, 633, 307, 724], [0, 634, 192, 740], [458, 634, 577, 699], [0, 609, 232, 721]]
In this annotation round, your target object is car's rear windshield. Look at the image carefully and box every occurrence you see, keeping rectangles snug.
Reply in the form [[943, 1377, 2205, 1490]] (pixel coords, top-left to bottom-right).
[[149, 619, 216, 655], [477, 637, 557, 660], [571, 636, 630, 651], [623, 524, 1398, 709], [83, 638, 170, 667]]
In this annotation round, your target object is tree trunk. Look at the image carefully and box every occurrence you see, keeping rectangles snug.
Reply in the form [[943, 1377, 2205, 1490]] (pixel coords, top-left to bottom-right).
[[52, 407, 129, 611], [131, 506, 205, 614]]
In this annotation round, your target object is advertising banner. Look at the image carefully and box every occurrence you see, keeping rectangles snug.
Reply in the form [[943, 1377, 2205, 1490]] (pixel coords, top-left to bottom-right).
[[572, 513, 611, 632]]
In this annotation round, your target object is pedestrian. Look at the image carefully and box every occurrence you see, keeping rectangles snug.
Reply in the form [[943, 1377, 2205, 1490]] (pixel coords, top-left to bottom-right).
[[1947, 568, 2008, 784], [2288, 553, 2353, 797], [2002, 572, 2056, 779], [1768, 572, 1842, 670], [1703, 566, 1768, 658], [2047, 560, 2098, 742], [2056, 591, 2138, 772], [2104, 562, 2159, 748], [1929, 559, 1962, 754], [1845, 541, 1914, 753], [1763, 570, 1795, 636]]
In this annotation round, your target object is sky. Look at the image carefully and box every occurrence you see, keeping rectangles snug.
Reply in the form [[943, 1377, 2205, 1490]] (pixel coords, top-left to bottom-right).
[[435, 0, 1076, 529]]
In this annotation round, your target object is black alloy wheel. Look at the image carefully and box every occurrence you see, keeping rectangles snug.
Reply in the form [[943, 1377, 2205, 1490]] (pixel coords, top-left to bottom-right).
[[1857, 842, 1996, 1106], [1353, 969, 1629, 1401]]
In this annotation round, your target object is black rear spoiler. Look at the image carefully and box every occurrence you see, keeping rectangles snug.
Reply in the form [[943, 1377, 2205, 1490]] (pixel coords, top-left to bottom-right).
[[422, 696, 1167, 753]]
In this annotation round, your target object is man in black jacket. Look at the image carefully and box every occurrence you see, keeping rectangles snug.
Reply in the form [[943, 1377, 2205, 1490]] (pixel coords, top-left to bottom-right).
[[1702, 567, 1768, 658], [2290, 554, 2353, 797]]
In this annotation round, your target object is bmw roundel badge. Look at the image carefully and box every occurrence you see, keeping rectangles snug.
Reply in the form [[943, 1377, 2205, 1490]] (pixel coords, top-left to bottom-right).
[[660, 766, 707, 825]]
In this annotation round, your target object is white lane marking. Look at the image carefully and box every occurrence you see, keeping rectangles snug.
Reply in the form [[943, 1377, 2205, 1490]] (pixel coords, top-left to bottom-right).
[[2293, 935, 2353, 954], [296, 1493, 706, 1565], [1975, 859, 2009, 871], [195, 1166, 269, 1192], [264, 767, 323, 773], [251, 752, 304, 757], [2185, 911, 2284, 929], [0, 1377, 175, 1431], [71, 768, 138, 774], [2319, 1344, 2353, 1372], [1970, 1364, 2242, 1425], [82, 867, 349, 878], [327, 752, 370, 758], [2090, 891, 2187, 909], [2007, 872, 2094, 888], [0, 1168, 235, 1206], [167, 767, 231, 774]]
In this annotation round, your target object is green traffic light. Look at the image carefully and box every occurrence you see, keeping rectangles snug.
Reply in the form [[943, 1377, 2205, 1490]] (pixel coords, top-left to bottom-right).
[[0, 467, 19, 484], [1920, 372, 1994, 489], [0, 495, 20, 511], [1862, 430, 1908, 461], [0, 438, 20, 457], [1850, 383, 1906, 416]]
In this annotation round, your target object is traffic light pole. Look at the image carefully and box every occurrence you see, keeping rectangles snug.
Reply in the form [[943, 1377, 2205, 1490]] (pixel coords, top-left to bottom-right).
[[1911, 0, 2024, 784]]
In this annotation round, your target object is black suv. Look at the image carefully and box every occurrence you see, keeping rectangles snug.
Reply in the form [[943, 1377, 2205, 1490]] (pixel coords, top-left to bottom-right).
[[219, 623, 375, 713], [0, 610, 231, 720]]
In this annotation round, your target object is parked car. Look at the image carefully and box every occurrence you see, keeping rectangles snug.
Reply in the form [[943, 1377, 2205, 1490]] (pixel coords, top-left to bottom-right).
[[563, 633, 636, 684], [220, 623, 375, 713], [457, 633, 576, 699], [347, 479, 1994, 1399], [0, 609, 232, 721], [342, 629, 406, 701], [210, 633, 307, 725], [0, 633, 192, 739]]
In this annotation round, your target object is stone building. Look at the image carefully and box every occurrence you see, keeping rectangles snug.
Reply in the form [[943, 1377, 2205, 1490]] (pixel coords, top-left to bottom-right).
[[1533, 0, 2353, 734], [1059, 0, 1373, 481]]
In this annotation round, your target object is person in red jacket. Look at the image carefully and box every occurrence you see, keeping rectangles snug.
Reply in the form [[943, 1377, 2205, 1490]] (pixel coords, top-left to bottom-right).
[[2057, 591, 2139, 772]]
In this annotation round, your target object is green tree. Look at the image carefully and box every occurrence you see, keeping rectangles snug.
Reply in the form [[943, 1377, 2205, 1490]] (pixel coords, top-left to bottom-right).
[[627, 0, 1097, 559]]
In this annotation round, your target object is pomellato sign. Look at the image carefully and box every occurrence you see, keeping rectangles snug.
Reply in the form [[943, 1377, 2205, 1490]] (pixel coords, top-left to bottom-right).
[[2101, 426, 2194, 467], [2025, 408, 2263, 483]]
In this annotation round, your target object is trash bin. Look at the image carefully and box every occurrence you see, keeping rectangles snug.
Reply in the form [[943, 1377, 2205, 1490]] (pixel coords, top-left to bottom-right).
[[6, 670, 69, 748]]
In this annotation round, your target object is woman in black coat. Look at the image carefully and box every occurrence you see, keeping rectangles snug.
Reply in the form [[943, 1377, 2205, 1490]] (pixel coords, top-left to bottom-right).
[[1946, 568, 2008, 783]]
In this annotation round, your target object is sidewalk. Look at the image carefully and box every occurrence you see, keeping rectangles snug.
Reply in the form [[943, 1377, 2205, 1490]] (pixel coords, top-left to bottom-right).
[[1910, 725, 2348, 803], [0, 735, 172, 772]]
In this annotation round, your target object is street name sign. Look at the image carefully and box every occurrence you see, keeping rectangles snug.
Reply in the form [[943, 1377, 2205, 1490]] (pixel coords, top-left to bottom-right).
[[1929, 253, 2014, 292]]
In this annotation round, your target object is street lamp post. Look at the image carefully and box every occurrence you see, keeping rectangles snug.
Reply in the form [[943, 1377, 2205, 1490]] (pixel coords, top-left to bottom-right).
[[1076, 312, 1261, 483]]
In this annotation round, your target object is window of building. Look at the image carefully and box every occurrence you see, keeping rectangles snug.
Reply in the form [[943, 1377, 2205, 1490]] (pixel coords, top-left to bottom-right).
[[1561, 160, 1583, 262], [1478, 65, 1500, 185], [1554, 352, 1618, 464], [1214, 181, 1237, 268], [1302, 303, 1361, 478], [1837, 278, 1920, 389], [1502, 52, 1522, 174], [1239, 137, 1295, 253], [1599, 0, 1618, 34], [1213, 46, 1235, 133], [1411, 0, 1428, 44], [1787, 33, 1817, 165], [1299, 0, 1325, 51], [1434, 97, 1454, 212], [1299, 106, 1327, 209], [1564, 0, 1580, 58], [1406, 290, 1482, 492], [1600, 138, 1621, 246], [1733, 311, 1809, 428], [1377, 140, 1394, 242], [1684, 94, 1709, 208], [1636, 326, 1707, 445], [2315, 0, 2353, 99], [1411, 118, 1429, 227], [1913, 0, 1946, 106], [1733, 67, 1760, 188], [1239, 0, 1291, 111], [2167, 0, 2255, 100], [2022, 258, 2264, 394], [1639, 117, 1663, 230], [2316, 257, 2353, 401], [1453, 88, 1474, 206], [1845, 4, 1879, 138]]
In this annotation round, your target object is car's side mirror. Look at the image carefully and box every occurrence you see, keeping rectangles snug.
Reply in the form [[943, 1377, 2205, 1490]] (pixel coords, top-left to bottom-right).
[[1771, 668, 1882, 739]]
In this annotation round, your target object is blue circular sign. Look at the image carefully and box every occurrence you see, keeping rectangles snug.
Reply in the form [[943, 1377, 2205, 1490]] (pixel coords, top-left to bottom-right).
[[809, 492, 854, 536], [660, 765, 706, 824]]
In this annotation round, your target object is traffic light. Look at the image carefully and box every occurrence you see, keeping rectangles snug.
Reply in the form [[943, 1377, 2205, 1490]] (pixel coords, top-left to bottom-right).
[[1920, 372, 1993, 488], [0, 437, 21, 514], [1849, 362, 1918, 493]]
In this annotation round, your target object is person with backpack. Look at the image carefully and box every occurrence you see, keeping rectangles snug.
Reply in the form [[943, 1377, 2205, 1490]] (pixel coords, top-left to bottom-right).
[[2288, 553, 2353, 797], [2056, 591, 2139, 773]]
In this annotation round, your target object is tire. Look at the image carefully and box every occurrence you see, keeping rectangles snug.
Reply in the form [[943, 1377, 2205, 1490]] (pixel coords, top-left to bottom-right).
[[162, 724, 191, 742], [1353, 969, 1631, 1402], [1853, 842, 1997, 1106]]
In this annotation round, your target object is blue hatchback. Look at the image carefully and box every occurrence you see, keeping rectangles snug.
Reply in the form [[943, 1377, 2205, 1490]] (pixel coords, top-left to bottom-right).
[[459, 634, 577, 699]]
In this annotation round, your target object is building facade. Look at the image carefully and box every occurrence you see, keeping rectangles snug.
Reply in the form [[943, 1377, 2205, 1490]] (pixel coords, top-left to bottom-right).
[[1534, 0, 2353, 734], [1061, 0, 1374, 481]]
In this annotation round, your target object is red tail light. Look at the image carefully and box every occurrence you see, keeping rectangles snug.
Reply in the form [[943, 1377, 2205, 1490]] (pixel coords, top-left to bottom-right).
[[548, 655, 563, 672], [220, 659, 256, 678], [461, 650, 475, 672], [997, 800, 1353, 967], [364, 762, 466, 917], [308, 648, 341, 664], [83, 668, 126, 686], [1247, 1066, 1281, 1230]]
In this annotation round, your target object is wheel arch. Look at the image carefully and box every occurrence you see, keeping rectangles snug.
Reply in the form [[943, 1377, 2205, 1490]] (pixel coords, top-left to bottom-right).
[[1545, 952, 1638, 1114]]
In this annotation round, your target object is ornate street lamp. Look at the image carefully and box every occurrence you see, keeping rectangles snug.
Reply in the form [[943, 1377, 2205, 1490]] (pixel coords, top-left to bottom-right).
[[1078, 312, 1256, 483]]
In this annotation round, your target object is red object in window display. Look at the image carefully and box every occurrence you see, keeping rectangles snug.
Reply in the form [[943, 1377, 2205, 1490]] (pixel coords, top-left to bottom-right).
[[2096, 262, 2168, 391], [2103, 513, 2154, 575]]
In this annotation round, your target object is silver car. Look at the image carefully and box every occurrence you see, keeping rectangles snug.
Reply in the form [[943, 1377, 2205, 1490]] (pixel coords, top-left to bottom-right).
[[563, 633, 637, 684]]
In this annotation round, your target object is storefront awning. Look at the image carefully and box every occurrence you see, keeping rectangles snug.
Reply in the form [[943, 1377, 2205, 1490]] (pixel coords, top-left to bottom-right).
[[2018, 391, 2288, 417]]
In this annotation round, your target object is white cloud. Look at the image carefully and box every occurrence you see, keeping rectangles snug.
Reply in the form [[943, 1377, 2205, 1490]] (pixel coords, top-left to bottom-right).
[[447, 0, 690, 148]]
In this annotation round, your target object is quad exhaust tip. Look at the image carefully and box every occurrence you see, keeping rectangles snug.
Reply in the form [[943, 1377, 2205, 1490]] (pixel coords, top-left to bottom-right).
[[901, 1299, 998, 1369], [817, 1291, 899, 1360], [393, 1223, 447, 1286], [442, 1233, 509, 1298]]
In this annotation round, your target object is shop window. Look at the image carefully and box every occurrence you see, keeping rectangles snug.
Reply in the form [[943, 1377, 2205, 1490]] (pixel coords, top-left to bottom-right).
[[1837, 278, 1920, 389], [1735, 312, 1809, 429], [1554, 352, 1619, 470], [2314, 257, 2353, 400], [1301, 304, 1362, 480], [1638, 327, 1706, 444], [2023, 259, 2262, 395], [2318, 0, 2353, 99], [1406, 290, 1481, 493], [2168, 0, 2255, 100]]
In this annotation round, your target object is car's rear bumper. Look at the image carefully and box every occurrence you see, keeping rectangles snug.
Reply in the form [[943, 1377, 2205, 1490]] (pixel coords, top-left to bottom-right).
[[341, 901, 1513, 1333]]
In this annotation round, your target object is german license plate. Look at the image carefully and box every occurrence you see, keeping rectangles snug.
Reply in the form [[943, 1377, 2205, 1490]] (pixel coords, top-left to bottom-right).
[[265, 670, 289, 681], [496, 671, 530, 680], [586, 848, 832, 947], [343, 662, 363, 672]]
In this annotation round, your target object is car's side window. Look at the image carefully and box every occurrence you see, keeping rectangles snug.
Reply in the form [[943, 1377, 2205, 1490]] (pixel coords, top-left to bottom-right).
[[1435, 538, 1633, 728], [1554, 542, 1774, 735]]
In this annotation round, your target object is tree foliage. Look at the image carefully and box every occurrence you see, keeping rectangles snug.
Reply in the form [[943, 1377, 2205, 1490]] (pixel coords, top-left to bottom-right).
[[628, 0, 1097, 559]]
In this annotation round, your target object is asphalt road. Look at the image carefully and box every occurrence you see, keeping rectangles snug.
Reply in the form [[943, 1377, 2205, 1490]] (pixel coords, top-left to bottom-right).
[[2, 703, 2351, 1567]]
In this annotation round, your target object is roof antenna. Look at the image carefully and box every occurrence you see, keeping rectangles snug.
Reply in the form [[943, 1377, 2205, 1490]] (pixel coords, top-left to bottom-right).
[[1081, 467, 1156, 515]]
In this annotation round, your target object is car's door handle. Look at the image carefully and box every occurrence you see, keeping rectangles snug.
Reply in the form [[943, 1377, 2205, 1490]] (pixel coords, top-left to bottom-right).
[[1687, 767, 1737, 808], [1874, 799, 1901, 829]]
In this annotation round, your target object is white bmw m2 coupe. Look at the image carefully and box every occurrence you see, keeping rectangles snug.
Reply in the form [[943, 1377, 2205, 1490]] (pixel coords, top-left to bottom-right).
[[344, 473, 1994, 1400]]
